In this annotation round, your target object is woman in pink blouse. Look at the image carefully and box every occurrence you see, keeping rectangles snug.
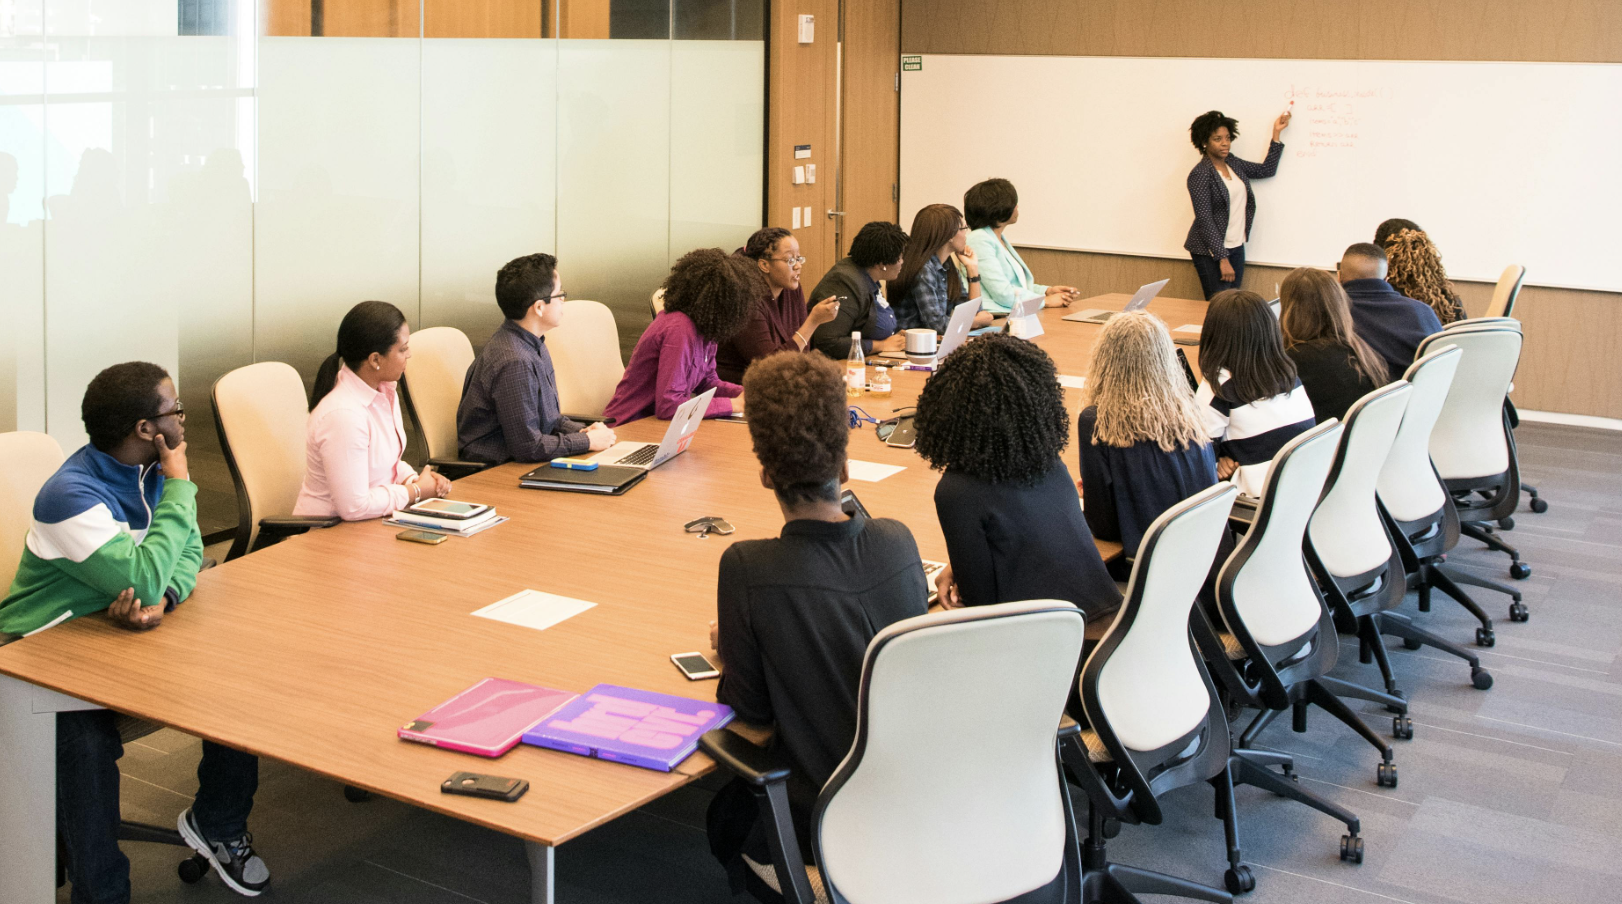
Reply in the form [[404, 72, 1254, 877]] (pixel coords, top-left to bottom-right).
[[603, 248, 760, 425], [293, 301, 451, 521]]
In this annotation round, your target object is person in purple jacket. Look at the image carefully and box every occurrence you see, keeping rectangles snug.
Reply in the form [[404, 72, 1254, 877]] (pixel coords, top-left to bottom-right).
[[603, 248, 759, 425]]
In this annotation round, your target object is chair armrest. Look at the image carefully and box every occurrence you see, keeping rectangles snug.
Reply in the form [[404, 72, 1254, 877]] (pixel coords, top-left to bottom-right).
[[427, 458, 490, 481], [1058, 715, 1082, 740], [563, 414, 605, 426], [700, 728, 791, 786], [258, 516, 341, 537]]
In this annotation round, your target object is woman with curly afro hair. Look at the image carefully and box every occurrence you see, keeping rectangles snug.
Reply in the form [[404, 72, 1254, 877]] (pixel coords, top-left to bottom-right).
[[604, 247, 761, 425], [914, 333, 1120, 618]]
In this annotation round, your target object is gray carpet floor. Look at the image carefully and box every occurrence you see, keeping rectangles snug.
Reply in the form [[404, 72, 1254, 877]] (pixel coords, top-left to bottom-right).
[[89, 421, 1622, 904]]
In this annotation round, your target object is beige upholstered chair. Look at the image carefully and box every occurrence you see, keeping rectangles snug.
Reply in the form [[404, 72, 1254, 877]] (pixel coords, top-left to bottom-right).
[[650, 287, 665, 317], [400, 325, 485, 478], [1484, 265, 1525, 318], [548, 300, 625, 421], [0, 431, 66, 591], [213, 362, 337, 560]]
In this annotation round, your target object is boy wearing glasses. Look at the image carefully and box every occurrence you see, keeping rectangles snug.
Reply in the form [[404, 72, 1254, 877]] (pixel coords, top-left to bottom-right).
[[0, 361, 269, 899], [458, 252, 616, 463]]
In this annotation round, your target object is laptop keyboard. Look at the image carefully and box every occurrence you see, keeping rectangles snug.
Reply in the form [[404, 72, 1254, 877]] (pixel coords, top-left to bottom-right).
[[616, 444, 659, 467]]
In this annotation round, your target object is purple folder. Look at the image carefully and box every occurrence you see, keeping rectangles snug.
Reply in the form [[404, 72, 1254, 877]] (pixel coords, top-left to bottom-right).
[[521, 684, 734, 772]]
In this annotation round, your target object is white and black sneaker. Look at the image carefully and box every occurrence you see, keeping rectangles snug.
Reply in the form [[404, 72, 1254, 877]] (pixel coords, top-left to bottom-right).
[[178, 807, 270, 896]]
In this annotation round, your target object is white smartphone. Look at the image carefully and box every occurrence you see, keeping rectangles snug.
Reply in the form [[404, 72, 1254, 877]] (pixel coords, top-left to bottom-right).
[[671, 651, 720, 680]]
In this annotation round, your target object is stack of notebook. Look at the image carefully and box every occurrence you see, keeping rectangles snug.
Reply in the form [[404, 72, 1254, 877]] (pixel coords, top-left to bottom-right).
[[522, 684, 734, 771], [519, 464, 647, 495], [388, 502, 504, 536]]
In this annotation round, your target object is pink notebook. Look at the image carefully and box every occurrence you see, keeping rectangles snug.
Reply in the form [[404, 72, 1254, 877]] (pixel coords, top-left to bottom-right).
[[398, 678, 576, 757]]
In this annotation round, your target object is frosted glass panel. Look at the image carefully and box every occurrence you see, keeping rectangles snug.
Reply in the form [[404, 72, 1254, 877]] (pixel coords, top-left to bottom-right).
[[421, 38, 557, 346], [0, 22, 45, 432], [47, 0, 181, 37], [557, 39, 670, 355], [42, 35, 254, 460], [255, 37, 420, 380], [670, 40, 762, 260]]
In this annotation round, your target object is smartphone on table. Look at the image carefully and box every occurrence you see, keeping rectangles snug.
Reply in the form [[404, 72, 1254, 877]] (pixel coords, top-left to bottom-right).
[[397, 529, 448, 545], [671, 652, 720, 680]]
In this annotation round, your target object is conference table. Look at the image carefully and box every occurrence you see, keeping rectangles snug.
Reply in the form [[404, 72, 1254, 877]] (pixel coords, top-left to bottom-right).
[[0, 292, 1208, 904]]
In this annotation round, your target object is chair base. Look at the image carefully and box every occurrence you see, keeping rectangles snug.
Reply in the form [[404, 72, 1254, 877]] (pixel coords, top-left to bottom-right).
[[1460, 522, 1531, 580], [1081, 861, 1233, 904], [1240, 678, 1399, 788], [1379, 612, 1493, 690]]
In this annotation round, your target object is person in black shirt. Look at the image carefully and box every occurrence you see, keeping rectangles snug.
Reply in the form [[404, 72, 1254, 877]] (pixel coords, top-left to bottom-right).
[[707, 350, 929, 880], [805, 221, 909, 359], [913, 333, 1120, 619], [1279, 267, 1390, 420], [1076, 311, 1218, 570]]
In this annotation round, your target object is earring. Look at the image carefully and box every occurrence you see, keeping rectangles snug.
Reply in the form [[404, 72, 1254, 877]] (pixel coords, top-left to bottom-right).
[[374, 362, 381, 370]]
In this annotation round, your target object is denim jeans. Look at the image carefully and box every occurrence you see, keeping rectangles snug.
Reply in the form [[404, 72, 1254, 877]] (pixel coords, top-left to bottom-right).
[[1191, 244, 1246, 300], [57, 709, 258, 904]]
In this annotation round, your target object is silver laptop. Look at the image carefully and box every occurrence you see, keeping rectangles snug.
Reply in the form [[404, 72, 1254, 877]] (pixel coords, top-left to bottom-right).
[[1064, 278, 1170, 324], [933, 298, 985, 362], [589, 388, 717, 470]]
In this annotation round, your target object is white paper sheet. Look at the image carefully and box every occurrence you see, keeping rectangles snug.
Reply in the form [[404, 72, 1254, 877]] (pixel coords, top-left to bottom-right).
[[847, 460, 906, 482], [1174, 324, 1201, 334], [472, 589, 596, 632], [1057, 374, 1087, 390]]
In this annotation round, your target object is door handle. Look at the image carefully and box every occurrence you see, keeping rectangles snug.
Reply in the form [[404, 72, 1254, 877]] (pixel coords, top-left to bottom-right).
[[826, 210, 845, 220]]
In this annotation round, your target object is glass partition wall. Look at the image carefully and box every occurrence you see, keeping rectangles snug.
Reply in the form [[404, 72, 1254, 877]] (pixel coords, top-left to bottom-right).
[[0, 0, 765, 536]]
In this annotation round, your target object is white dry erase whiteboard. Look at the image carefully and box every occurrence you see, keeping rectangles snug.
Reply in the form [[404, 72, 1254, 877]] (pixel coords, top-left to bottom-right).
[[900, 55, 1622, 291]]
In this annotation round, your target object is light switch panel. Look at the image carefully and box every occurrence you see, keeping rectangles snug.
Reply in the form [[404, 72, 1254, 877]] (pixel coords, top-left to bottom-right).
[[806, 164, 816, 183], [793, 165, 805, 184], [792, 206, 803, 229], [798, 14, 814, 43]]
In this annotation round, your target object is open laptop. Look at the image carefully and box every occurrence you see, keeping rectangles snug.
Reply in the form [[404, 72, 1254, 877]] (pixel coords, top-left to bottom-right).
[[933, 297, 985, 362], [588, 388, 717, 470], [1063, 278, 1170, 324]]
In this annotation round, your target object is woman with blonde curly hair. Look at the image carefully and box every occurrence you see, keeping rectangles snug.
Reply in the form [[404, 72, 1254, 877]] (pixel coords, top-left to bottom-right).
[[1076, 311, 1218, 564], [1383, 227, 1465, 324]]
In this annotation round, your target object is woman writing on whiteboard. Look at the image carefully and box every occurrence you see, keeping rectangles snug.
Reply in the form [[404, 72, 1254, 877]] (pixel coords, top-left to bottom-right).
[[1183, 109, 1291, 300]]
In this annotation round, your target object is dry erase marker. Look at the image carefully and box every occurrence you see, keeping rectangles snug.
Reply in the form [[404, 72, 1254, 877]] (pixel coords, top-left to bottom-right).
[[551, 457, 599, 471]]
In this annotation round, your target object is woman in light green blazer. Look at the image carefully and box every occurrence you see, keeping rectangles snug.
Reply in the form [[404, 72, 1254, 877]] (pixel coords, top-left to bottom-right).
[[962, 178, 1078, 314]]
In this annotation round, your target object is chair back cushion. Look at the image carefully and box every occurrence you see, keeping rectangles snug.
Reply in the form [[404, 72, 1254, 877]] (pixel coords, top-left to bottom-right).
[[547, 300, 624, 420], [0, 432, 66, 591], [1419, 327, 1521, 481], [1308, 382, 1412, 578], [403, 326, 474, 460], [1378, 346, 1462, 523], [1485, 264, 1526, 319], [213, 362, 310, 552], [816, 600, 1084, 904], [1093, 484, 1237, 752], [1225, 421, 1342, 647]]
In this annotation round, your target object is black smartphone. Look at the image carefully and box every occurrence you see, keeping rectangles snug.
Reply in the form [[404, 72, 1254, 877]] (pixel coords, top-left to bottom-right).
[[1175, 348, 1200, 392], [442, 772, 529, 802], [840, 489, 871, 519]]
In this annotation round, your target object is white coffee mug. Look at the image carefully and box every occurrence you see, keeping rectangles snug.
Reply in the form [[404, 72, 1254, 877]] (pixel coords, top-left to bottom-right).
[[905, 328, 937, 356]]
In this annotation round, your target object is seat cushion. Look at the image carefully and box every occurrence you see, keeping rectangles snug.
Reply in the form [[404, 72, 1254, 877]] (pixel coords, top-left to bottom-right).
[[746, 854, 830, 904]]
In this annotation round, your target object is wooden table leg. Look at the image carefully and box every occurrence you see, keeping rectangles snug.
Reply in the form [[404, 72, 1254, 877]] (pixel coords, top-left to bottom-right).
[[0, 674, 59, 904], [527, 839, 554, 904]]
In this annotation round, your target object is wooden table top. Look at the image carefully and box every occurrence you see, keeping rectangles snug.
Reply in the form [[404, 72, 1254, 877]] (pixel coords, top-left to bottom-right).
[[0, 292, 1206, 847]]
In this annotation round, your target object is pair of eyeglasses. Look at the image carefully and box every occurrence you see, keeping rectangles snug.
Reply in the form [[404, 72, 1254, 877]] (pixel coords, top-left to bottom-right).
[[544, 291, 568, 302], [772, 255, 806, 265], [875, 408, 916, 442], [147, 403, 186, 423], [684, 516, 735, 539]]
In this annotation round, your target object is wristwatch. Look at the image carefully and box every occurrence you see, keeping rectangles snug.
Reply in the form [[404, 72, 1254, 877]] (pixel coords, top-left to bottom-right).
[[967, 275, 981, 284]]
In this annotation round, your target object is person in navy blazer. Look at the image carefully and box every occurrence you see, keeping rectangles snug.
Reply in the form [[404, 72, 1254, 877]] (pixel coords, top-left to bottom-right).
[[1184, 109, 1291, 299]]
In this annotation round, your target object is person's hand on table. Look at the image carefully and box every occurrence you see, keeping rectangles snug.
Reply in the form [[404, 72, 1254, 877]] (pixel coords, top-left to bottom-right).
[[1044, 286, 1078, 307], [1272, 110, 1292, 141], [105, 588, 162, 631], [874, 334, 907, 354], [708, 619, 724, 670], [971, 310, 996, 328], [584, 421, 616, 452], [154, 434, 188, 482], [1217, 456, 1239, 480], [1075, 478, 1085, 500], [731, 391, 745, 414], [934, 564, 963, 609], [1219, 258, 1236, 283]]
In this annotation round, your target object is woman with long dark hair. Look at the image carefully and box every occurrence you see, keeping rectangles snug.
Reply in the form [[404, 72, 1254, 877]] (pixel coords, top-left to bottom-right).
[[1196, 289, 1316, 496], [889, 204, 994, 333], [1279, 267, 1390, 421], [294, 300, 449, 521]]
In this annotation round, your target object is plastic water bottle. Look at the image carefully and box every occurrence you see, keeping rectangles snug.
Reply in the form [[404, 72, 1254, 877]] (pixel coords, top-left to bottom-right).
[[846, 332, 865, 399]]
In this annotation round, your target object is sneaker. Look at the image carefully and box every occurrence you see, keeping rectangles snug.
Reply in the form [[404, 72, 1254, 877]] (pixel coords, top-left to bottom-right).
[[177, 807, 270, 896]]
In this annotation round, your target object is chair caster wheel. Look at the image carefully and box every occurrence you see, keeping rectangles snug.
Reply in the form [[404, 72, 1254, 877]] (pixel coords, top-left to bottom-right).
[[1384, 689, 1406, 715], [1510, 562, 1531, 580], [1509, 602, 1529, 622], [1530, 497, 1548, 514], [1283, 764, 1298, 781], [1101, 816, 1121, 839], [1472, 668, 1494, 690], [1393, 715, 1413, 740], [1377, 762, 1398, 788], [1340, 834, 1364, 864], [1476, 627, 1496, 647], [343, 784, 372, 803], [1224, 865, 1256, 894], [1403, 637, 1423, 650], [178, 854, 208, 884], [1498, 516, 1515, 530]]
